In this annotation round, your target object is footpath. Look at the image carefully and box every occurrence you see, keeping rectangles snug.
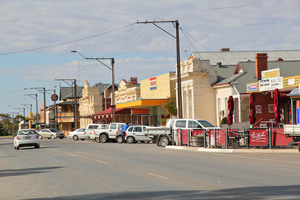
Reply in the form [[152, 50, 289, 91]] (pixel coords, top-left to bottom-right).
[[165, 145, 300, 154]]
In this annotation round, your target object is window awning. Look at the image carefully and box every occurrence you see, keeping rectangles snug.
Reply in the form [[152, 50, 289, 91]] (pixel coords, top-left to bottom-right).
[[93, 107, 131, 117], [116, 99, 168, 109]]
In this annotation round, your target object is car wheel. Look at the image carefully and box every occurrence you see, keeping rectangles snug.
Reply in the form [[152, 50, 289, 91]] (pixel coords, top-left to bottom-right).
[[95, 137, 100, 143], [116, 135, 124, 143], [73, 135, 79, 141], [100, 134, 108, 143], [51, 135, 55, 139], [40, 135, 43, 139], [35, 144, 40, 148], [160, 136, 169, 147], [126, 136, 134, 144], [16, 146, 20, 150]]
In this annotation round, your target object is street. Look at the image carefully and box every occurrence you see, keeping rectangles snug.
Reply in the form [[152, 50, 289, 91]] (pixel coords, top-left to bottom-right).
[[0, 137, 300, 199]]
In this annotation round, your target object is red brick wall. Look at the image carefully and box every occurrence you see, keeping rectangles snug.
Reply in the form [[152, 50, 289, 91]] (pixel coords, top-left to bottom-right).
[[254, 92, 275, 123]]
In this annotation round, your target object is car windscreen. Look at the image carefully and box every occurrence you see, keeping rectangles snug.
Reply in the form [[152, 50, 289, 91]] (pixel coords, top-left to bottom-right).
[[197, 120, 215, 127], [49, 128, 59, 132], [19, 130, 37, 135]]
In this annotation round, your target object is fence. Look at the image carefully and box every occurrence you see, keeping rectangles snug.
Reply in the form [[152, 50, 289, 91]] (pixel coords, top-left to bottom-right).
[[175, 128, 294, 149]]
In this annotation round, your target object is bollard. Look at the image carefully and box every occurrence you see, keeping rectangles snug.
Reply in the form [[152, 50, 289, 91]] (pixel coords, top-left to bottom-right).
[[214, 129, 217, 148], [298, 143, 300, 152], [188, 129, 191, 147], [225, 129, 228, 149], [204, 130, 206, 148], [268, 128, 272, 149], [180, 129, 182, 146]]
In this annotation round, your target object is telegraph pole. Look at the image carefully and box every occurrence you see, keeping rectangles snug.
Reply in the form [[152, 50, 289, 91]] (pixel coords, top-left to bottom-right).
[[136, 20, 183, 118], [25, 87, 46, 128], [24, 94, 38, 122], [71, 50, 116, 122]]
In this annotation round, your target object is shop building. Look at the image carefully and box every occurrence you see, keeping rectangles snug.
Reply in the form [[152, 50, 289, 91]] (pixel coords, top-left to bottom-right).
[[179, 49, 300, 126], [247, 54, 300, 126], [79, 81, 111, 128], [116, 72, 175, 126]]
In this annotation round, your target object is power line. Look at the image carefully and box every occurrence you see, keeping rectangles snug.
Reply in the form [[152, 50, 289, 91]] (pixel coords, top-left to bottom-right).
[[0, 23, 135, 56]]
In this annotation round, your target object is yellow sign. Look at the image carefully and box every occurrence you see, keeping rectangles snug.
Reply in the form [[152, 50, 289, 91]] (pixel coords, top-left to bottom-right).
[[261, 68, 280, 80]]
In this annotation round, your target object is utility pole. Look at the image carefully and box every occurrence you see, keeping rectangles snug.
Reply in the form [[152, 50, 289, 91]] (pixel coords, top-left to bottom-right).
[[24, 94, 38, 122], [25, 87, 46, 128], [71, 50, 116, 122], [136, 20, 182, 118], [8, 112, 18, 135], [55, 79, 78, 130], [21, 104, 32, 128]]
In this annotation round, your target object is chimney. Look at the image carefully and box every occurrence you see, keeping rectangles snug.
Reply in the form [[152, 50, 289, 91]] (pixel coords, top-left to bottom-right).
[[219, 48, 230, 52], [255, 53, 268, 80]]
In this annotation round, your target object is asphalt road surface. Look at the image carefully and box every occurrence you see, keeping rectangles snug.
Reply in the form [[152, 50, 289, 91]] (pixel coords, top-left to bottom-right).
[[0, 137, 299, 199]]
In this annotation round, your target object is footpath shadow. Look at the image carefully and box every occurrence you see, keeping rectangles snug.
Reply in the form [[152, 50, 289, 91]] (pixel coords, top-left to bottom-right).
[[0, 166, 64, 177], [28, 185, 300, 200]]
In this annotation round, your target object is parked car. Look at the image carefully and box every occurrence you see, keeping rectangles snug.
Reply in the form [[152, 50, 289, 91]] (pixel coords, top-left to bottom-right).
[[124, 125, 151, 144], [85, 124, 106, 140], [94, 123, 125, 143], [68, 128, 86, 141], [14, 129, 40, 150], [38, 128, 65, 139], [90, 124, 108, 140]]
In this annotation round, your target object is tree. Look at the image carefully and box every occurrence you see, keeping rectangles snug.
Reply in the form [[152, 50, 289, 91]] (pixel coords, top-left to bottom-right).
[[0, 113, 22, 136], [162, 97, 177, 117]]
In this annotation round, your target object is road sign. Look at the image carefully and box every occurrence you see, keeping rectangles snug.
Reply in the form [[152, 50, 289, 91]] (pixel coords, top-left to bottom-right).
[[51, 94, 58, 101]]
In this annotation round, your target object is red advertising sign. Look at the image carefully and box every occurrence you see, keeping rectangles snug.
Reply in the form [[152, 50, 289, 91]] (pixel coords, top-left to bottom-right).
[[150, 77, 157, 90], [249, 129, 268, 146], [131, 109, 150, 115]]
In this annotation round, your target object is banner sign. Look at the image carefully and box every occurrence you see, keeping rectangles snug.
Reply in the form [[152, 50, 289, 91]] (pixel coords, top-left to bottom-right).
[[150, 77, 157, 90], [259, 77, 283, 91], [261, 68, 280, 80], [131, 109, 150, 115], [249, 129, 268, 146]]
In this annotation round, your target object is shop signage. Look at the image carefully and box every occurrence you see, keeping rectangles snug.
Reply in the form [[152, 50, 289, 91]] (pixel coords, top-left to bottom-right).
[[150, 77, 157, 90], [131, 77, 137, 84], [131, 109, 150, 115], [247, 83, 258, 92], [261, 68, 280, 80], [259, 77, 283, 91], [249, 129, 268, 146]]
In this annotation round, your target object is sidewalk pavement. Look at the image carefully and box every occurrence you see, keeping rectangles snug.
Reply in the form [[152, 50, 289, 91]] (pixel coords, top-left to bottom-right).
[[165, 145, 300, 153]]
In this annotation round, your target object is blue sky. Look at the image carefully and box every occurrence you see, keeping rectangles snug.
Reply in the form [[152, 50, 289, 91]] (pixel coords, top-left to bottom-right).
[[1, 0, 300, 116]]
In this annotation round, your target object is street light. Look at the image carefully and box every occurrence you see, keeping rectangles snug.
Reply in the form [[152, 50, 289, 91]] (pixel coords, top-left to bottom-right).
[[25, 87, 46, 128], [71, 50, 116, 122], [9, 105, 25, 118], [24, 93, 39, 121]]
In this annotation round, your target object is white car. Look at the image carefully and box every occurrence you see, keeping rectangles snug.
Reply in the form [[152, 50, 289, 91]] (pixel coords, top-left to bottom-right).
[[125, 126, 151, 144], [68, 128, 86, 141], [14, 129, 40, 150]]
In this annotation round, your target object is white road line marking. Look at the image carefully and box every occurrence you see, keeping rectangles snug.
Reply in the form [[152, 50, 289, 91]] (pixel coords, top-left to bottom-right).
[[147, 173, 169, 180], [97, 160, 108, 164], [69, 153, 77, 157]]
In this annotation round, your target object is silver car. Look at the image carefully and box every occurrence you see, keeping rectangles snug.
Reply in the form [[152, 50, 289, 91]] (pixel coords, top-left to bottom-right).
[[38, 128, 65, 139], [14, 129, 40, 150], [125, 126, 152, 144], [68, 128, 86, 141]]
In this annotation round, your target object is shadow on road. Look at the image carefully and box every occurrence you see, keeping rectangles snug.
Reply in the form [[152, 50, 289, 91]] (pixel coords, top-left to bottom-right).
[[0, 166, 64, 177], [28, 185, 300, 199]]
